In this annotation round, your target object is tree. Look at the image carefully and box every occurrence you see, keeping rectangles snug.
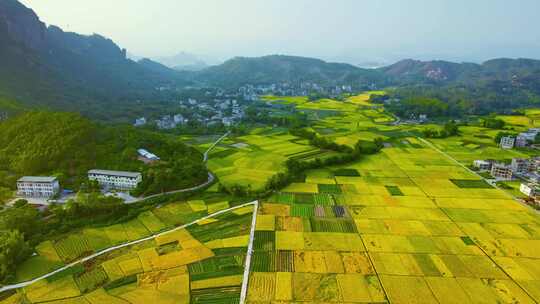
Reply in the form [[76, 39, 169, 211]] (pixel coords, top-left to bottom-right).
[[388, 97, 449, 118], [482, 117, 505, 129], [442, 121, 459, 137], [422, 122, 459, 138], [0, 187, 13, 204], [13, 199, 28, 208], [0, 205, 41, 240], [0, 230, 31, 283]]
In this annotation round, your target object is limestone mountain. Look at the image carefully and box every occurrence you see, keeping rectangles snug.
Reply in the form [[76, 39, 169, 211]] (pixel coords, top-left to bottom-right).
[[0, 0, 185, 116]]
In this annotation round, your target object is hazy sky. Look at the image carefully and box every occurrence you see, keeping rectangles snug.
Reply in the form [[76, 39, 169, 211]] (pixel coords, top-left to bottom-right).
[[19, 0, 540, 65]]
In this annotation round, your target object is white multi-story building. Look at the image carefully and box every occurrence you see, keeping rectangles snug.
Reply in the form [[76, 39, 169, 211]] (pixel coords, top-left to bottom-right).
[[17, 176, 60, 198], [500, 136, 515, 149], [516, 129, 539, 147], [88, 170, 142, 190], [473, 160, 492, 171], [491, 163, 513, 180], [173, 114, 185, 125], [520, 183, 539, 197], [515, 135, 530, 147], [511, 158, 530, 174]]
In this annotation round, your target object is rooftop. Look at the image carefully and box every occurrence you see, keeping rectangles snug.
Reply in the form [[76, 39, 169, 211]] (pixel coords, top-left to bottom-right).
[[17, 176, 57, 183], [88, 169, 141, 178]]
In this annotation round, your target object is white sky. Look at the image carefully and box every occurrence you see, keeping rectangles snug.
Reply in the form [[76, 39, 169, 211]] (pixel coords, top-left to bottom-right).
[[19, 0, 540, 64]]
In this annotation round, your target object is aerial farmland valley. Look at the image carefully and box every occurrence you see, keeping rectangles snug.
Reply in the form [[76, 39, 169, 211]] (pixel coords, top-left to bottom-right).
[[1, 1, 540, 303]]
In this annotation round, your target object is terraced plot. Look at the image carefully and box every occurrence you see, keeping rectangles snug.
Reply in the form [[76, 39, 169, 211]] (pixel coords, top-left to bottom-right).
[[207, 131, 319, 191], [3, 201, 256, 304]]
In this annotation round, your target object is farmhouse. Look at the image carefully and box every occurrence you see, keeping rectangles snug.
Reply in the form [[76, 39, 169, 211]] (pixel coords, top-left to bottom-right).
[[499, 136, 515, 149], [16, 176, 60, 198], [490, 163, 513, 180], [473, 160, 492, 171], [511, 158, 530, 174], [137, 148, 160, 162], [515, 128, 540, 147], [520, 183, 539, 198], [88, 169, 142, 190], [133, 117, 146, 127]]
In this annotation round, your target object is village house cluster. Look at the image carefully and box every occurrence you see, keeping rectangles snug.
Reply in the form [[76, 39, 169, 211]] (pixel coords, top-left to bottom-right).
[[499, 128, 540, 149], [240, 82, 354, 98], [134, 97, 245, 129], [132, 81, 364, 130], [473, 156, 540, 202], [474, 157, 540, 181]]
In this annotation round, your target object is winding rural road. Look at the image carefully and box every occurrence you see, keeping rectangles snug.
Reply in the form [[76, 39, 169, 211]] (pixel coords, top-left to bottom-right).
[[0, 131, 242, 294], [0, 200, 259, 294], [127, 131, 231, 204]]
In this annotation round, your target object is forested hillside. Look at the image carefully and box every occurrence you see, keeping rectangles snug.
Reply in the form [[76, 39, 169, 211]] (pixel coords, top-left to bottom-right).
[[380, 58, 540, 116], [0, 112, 208, 195], [0, 0, 187, 119]]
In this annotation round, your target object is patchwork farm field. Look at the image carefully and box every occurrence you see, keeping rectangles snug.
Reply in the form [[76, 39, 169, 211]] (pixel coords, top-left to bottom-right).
[[208, 93, 404, 191], [5, 95, 540, 304], [206, 129, 322, 191], [3, 197, 255, 304], [427, 125, 537, 165], [247, 139, 540, 303]]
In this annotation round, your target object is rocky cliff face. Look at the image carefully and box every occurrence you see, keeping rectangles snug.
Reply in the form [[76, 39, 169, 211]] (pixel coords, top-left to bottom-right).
[[0, 0, 182, 116], [0, 0, 46, 50], [0, 0, 127, 63]]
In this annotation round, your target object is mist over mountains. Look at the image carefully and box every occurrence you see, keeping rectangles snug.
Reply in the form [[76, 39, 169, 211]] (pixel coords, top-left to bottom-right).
[[153, 52, 209, 71]]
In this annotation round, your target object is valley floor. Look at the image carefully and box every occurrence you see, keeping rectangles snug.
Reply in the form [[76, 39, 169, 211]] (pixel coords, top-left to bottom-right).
[[3, 93, 540, 304]]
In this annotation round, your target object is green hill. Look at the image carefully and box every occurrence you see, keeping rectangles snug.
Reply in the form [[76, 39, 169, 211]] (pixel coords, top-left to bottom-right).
[[194, 55, 386, 87], [0, 112, 207, 195]]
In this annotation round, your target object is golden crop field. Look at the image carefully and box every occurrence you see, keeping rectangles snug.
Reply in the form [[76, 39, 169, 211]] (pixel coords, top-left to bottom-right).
[[248, 139, 540, 303], [5, 95, 540, 304], [3, 199, 256, 304]]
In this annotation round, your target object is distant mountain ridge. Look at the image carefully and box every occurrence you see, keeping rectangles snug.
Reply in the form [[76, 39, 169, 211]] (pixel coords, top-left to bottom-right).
[[381, 58, 540, 85], [154, 52, 209, 71], [1, 0, 540, 118], [192, 55, 387, 87]]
